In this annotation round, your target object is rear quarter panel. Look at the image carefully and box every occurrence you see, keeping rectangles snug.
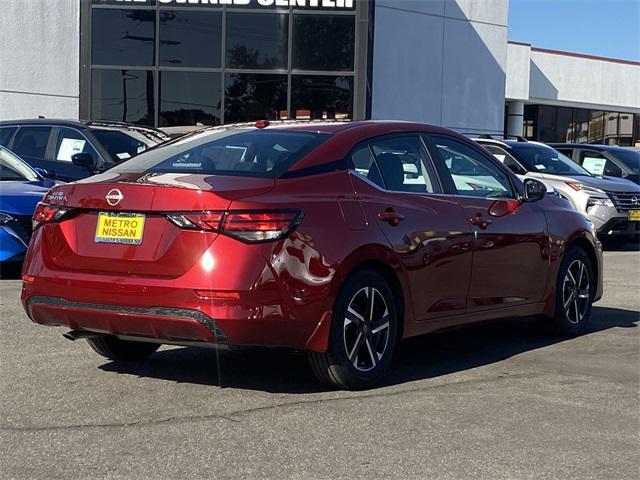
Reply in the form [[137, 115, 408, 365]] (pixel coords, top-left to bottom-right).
[[229, 170, 415, 337]]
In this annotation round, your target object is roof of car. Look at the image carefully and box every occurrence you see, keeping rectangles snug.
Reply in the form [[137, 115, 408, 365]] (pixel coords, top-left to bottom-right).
[[474, 138, 550, 149], [548, 143, 630, 151], [182, 119, 453, 135], [0, 118, 167, 136]]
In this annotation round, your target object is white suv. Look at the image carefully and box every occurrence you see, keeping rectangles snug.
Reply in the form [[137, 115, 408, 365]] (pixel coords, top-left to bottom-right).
[[474, 138, 640, 245]]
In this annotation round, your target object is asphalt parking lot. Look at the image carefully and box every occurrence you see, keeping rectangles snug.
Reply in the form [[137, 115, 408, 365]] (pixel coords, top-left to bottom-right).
[[1, 248, 638, 480]]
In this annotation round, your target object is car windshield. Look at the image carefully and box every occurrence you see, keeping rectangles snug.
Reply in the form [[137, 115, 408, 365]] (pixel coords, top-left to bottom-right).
[[613, 149, 640, 172], [0, 147, 39, 181], [91, 129, 164, 163], [513, 144, 592, 176], [109, 129, 329, 178]]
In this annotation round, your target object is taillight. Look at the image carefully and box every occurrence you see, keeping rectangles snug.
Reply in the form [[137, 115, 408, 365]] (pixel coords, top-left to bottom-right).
[[32, 202, 70, 231], [167, 209, 303, 243]]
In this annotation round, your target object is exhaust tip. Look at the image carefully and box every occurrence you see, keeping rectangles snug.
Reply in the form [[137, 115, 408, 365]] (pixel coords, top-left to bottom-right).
[[63, 330, 103, 341]]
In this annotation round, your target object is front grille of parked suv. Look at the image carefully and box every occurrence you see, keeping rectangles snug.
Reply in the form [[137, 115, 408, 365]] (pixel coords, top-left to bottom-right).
[[607, 191, 640, 213]]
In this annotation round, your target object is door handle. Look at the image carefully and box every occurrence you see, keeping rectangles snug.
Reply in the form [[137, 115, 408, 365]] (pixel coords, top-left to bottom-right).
[[378, 208, 405, 226], [470, 213, 492, 230]]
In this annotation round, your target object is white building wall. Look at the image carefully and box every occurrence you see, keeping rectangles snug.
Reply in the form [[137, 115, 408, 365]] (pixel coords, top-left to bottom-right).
[[505, 42, 530, 101], [528, 49, 640, 113], [371, 0, 509, 135], [0, 0, 80, 121]]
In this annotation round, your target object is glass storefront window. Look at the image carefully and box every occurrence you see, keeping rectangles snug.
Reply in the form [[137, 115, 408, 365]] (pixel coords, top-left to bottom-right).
[[160, 11, 222, 68], [588, 111, 605, 143], [555, 107, 574, 143], [615, 112, 634, 146], [291, 75, 353, 120], [91, 69, 155, 126], [92, 9, 156, 66], [293, 15, 355, 71], [86, 3, 365, 127], [518, 106, 637, 146], [573, 109, 590, 143], [225, 74, 288, 123], [523, 105, 537, 140], [537, 106, 556, 142], [226, 13, 289, 70], [159, 71, 221, 127]]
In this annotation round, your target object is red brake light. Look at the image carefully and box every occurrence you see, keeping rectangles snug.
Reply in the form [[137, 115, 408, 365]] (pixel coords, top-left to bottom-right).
[[167, 209, 302, 243], [32, 202, 69, 231], [185, 212, 224, 231]]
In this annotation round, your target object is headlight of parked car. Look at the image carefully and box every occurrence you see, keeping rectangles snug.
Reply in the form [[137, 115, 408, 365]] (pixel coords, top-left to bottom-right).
[[586, 197, 615, 209], [0, 213, 15, 225]]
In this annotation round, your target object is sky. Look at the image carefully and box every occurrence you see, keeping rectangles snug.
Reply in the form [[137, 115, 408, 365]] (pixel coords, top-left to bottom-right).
[[508, 0, 640, 61]]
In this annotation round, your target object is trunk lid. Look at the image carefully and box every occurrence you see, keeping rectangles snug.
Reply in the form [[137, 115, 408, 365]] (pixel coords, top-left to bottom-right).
[[41, 172, 274, 277]]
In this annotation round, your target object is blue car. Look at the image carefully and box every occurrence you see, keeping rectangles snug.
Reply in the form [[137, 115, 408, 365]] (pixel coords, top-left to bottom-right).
[[0, 146, 59, 263]]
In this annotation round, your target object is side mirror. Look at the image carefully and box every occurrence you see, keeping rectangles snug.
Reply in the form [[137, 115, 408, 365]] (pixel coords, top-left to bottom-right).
[[523, 178, 547, 202], [71, 152, 96, 171]]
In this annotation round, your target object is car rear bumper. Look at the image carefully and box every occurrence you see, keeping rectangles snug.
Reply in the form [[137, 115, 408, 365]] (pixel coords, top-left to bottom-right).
[[22, 281, 331, 353], [26, 296, 226, 343]]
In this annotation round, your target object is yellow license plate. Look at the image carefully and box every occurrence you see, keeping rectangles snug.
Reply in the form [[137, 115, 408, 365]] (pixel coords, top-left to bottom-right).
[[629, 210, 640, 222], [95, 212, 145, 245]]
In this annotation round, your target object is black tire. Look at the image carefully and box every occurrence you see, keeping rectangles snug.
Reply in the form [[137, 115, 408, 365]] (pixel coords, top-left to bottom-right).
[[87, 336, 160, 361], [550, 247, 594, 336], [308, 268, 398, 390]]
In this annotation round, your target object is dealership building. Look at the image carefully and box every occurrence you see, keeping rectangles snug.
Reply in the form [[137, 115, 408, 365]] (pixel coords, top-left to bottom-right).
[[1, 0, 639, 145]]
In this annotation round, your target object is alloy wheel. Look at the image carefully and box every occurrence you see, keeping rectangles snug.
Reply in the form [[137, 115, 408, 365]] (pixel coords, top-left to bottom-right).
[[562, 259, 590, 324], [343, 287, 391, 372]]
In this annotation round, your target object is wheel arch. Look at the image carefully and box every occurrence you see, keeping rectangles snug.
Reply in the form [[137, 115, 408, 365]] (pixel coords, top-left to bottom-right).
[[329, 245, 413, 342], [566, 235, 600, 296]]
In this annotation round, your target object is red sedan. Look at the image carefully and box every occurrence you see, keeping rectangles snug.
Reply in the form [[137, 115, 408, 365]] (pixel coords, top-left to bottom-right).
[[21, 121, 603, 389]]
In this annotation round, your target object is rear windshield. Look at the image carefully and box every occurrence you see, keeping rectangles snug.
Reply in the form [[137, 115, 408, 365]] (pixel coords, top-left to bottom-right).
[[109, 129, 328, 178], [92, 129, 162, 163]]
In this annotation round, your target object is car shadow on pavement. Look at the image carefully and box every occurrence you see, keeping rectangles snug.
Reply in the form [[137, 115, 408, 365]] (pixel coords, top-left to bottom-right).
[[99, 305, 639, 393]]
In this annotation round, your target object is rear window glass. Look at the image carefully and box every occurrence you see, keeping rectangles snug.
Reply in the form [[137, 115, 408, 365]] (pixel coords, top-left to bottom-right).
[[110, 129, 328, 178], [0, 127, 17, 147], [92, 129, 159, 162]]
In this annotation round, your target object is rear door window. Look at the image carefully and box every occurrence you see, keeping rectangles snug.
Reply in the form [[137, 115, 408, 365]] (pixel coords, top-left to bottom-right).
[[369, 136, 440, 194], [12, 127, 53, 161], [0, 127, 17, 147], [347, 144, 384, 188]]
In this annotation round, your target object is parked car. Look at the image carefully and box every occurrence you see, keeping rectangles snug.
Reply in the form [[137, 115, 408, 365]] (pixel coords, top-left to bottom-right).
[[0, 119, 170, 182], [475, 138, 640, 245], [0, 146, 60, 264], [550, 143, 640, 185], [22, 121, 603, 389]]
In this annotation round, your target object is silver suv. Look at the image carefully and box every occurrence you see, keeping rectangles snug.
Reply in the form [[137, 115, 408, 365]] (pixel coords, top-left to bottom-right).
[[474, 138, 640, 245]]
